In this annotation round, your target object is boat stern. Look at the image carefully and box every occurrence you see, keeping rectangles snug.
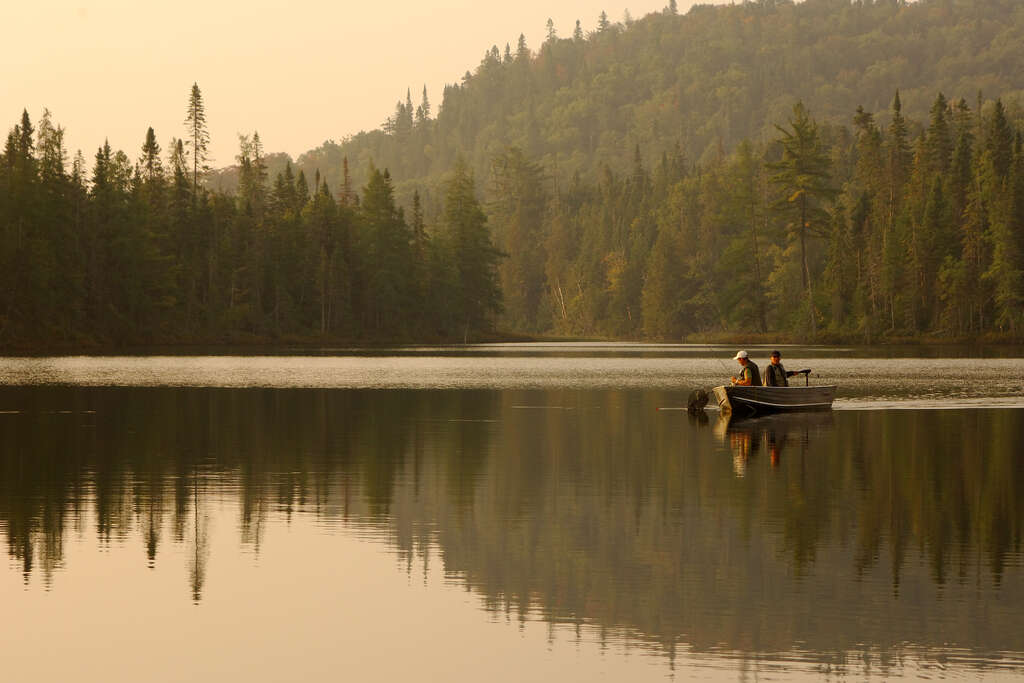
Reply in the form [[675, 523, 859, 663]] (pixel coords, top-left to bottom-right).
[[712, 386, 732, 414]]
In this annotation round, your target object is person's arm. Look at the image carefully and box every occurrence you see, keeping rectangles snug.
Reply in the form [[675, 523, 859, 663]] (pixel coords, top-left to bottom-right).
[[734, 367, 753, 386]]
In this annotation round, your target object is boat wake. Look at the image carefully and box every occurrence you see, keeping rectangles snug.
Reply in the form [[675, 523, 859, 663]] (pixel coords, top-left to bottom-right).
[[835, 397, 1024, 410]]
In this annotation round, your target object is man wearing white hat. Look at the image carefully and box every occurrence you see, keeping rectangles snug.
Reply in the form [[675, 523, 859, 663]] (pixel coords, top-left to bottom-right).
[[730, 350, 761, 386]]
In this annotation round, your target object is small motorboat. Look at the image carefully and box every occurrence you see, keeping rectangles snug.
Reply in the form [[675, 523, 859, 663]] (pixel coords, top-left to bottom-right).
[[712, 371, 835, 417]]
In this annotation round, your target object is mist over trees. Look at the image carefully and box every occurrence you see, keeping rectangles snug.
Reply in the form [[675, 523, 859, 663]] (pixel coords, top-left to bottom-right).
[[3, 0, 1024, 346]]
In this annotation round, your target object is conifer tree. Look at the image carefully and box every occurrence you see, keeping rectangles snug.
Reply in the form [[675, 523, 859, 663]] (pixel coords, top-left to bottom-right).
[[924, 93, 952, 176], [985, 99, 1014, 181], [184, 83, 210, 195], [491, 147, 547, 331], [140, 127, 163, 186], [516, 34, 529, 62], [442, 158, 502, 337], [416, 86, 431, 127], [359, 165, 413, 334], [768, 101, 835, 334], [36, 109, 67, 183]]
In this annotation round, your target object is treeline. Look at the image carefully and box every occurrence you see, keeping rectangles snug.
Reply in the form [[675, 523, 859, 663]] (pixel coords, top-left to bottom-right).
[[0, 89, 501, 347], [281, 0, 1024, 201], [3, 90, 1022, 345], [5, 0, 1024, 345], [503, 92, 1024, 341]]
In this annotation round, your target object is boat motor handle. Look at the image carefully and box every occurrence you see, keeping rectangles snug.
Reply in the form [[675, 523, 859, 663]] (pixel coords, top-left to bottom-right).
[[796, 368, 812, 386]]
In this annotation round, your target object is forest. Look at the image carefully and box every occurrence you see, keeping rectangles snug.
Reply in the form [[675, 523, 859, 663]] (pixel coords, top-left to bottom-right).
[[2, 0, 1024, 347]]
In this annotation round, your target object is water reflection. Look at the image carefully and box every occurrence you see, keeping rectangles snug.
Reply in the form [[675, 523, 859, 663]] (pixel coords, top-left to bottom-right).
[[2, 386, 1023, 675], [716, 412, 835, 475]]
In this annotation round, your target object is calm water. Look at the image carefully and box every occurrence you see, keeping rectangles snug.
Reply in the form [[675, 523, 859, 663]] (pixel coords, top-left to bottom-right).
[[2, 345, 1023, 681]]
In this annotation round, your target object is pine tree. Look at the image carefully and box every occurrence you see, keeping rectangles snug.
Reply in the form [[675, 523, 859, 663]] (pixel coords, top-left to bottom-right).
[[768, 101, 836, 334], [491, 147, 547, 331], [442, 158, 503, 338], [516, 34, 529, 62], [883, 91, 912, 329], [573, 20, 584, 41], [985, 99, 1014, 181], [184, 83, 210, 195], [359, 165, 413, 334], [36, 109, 67, 183], [924, 92, 952, 176], [416, 86, 431, 127], [139, 127, 163, 186]]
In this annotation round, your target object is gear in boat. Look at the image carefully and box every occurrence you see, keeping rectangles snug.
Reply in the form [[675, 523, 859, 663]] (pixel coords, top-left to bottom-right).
[[712, 349, 836, 417]]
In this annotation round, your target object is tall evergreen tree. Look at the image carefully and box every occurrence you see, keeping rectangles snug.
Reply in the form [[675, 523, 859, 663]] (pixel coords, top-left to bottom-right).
[[139, 127, 163, 186], [768, 102, 836, 334], [359, 165, 413, 334], [184, 83, 210, 195], [491, 147, 547, 331], [441, 158, 503, 338]]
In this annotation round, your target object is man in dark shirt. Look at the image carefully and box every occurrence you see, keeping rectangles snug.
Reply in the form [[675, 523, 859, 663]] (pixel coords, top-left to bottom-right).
[[763, 350, 797, 386], [730, 350, 761, 386]]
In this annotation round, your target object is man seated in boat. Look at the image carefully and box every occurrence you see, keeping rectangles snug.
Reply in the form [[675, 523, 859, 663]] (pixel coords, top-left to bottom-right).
[[729, 350, 761, 386], [763, 350, 799, 387]]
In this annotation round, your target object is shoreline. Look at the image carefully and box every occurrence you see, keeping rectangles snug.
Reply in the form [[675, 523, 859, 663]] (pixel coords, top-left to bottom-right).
[[3, 332, 1024, 356]]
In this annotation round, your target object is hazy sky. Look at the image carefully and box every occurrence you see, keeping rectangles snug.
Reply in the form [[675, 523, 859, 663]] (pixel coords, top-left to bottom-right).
[[4, 0, 715, 169]]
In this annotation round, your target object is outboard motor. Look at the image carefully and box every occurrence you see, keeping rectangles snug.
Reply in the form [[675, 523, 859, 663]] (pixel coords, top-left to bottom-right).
[[687, 389, 709, 415]]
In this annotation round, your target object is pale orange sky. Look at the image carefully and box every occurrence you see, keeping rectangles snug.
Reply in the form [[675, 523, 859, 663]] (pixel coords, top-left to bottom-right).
[[4, 0, 716, 169]]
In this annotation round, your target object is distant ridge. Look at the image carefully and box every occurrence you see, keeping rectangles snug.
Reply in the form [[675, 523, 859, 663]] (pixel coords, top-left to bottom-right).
[[211, 0, 1024, 202]]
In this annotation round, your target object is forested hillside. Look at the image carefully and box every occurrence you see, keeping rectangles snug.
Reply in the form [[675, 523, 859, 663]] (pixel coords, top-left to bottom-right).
[[3, 0, 1024, 347], [282, 0, 1024, 200]]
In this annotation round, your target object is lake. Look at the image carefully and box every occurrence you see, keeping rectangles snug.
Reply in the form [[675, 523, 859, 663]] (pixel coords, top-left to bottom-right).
[[2, 345, 1023, 681]]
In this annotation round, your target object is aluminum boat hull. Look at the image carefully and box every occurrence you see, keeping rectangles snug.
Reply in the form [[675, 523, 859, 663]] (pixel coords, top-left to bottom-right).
[[713, 384, 836, 416]]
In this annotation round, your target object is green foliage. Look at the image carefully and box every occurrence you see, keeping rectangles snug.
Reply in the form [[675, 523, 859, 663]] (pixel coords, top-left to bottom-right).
[[250, 0, 1024, 210], [0, 112, 505, 347], [438, 159, 503, 336], [4, 0, 1024, 346]]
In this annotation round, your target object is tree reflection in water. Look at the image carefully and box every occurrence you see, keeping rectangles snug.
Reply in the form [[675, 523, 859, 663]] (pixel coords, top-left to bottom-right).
[[1, 385, 1022, 669]]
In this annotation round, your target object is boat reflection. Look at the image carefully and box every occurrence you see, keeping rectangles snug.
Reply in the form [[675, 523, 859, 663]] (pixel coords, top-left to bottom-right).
[[2, 386, 1023, 676], [715, 411, 835, 476]]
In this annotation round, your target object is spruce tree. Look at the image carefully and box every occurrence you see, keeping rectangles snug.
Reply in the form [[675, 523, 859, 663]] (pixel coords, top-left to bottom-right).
[[36, 109, 66, 183], [768, 101, 836, 334], [442, 158, 502, 338], [359, 164, 413, 335], [985, 99, 1013, 180], [140, 127, 163, 185], [924, 93, 952, 176], [184, 83, 210, 195]]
